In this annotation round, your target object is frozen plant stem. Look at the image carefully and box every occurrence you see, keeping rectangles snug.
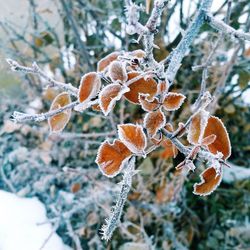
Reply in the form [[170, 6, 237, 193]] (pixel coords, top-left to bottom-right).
[[6, 59, 78, 96], [101, 157, 135, 241], [12, 101, 78, 123]]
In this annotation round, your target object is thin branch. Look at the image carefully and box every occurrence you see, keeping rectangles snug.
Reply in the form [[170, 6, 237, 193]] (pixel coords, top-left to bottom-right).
[[12, 101, 78, 123], [100, 157, 135, 241], [206, 14, 250, 41], [6, 59, 78, 96]]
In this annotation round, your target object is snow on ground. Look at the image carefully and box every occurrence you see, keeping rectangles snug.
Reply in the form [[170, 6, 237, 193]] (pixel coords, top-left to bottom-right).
[[0, 190, 72, 250]]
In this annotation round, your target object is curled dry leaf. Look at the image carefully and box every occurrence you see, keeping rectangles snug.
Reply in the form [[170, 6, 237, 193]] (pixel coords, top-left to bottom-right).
[[124, 72, 157, 104], [118, 123, 147, 156], [187, 109, 209, 145], [144, 108, 166, 138], [78, 72, 101, 106], [99, 83, 130, 116], [139, 94, 160, 112], [193, 167, 222, 196], [96, 139, 132, 177], [162, 92, 186, 111], [108, 61, 128, 82], [48, 92, 71, 133], [97, 51, 120, 72], [203, 116, 231, 160]]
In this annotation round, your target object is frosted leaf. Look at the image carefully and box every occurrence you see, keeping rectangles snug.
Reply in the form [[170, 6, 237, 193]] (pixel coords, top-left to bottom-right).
[[162, 92, 186, 111], [48, 92, 71, 133], [144, 108, 166, 138], [193, 166, 223, 196], [203, 116, 231, 160], [187, 109, 209, 145], [118, 123, 147, 156], [97, 51, 121, 72], [99, 84, 130, 116], [95, 139, 132, 178], [139, 93, 160, 112], [78, 72, 101, 105], [108, 61, 128, 83]]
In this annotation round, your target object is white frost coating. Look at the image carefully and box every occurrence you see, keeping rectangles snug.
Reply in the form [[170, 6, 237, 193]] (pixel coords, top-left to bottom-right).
[[118, 123, 147, 156], [108, 61, 128, 83], [187, 109, 210, 145], [138, 93, 159, 112], [0, 190, 72, 250], [99, 84, 130, 116]]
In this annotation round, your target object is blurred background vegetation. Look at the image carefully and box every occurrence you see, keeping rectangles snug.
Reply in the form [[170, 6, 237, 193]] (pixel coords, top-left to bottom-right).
[[0, 0, 249, 249]]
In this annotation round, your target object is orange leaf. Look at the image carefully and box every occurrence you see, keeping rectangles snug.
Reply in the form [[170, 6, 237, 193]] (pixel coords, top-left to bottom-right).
[[203, 116, 231, 160], [124, 72, 157, 104], [144, 108, 166, 138], [96, 139, 132, 177], [162, 92, 186, 111], [118, 124, 147, 156], [157, 81, 168, 95], [139, 94, 160, 112], [187, 109, 209, 145], [193, 167, 222, 196], [108, 61, 128, 82], [48, 92, 71, 133], [97, 51, 120, 72], [78, 72, 101, 105], [99, 83, 129, 116], [161, 138, 178, 159]]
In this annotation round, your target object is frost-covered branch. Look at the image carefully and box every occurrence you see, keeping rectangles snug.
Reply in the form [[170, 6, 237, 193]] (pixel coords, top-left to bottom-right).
[[100, 157, 135, 241], [6, 59, 78, 96], [12, 101, 78, 123], [206, 14, 250, 41], [164, 0, 213, 84]]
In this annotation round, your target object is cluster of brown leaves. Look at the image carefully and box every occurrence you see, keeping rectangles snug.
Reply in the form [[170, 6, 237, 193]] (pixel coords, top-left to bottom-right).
[[47, 49, 231, 196]]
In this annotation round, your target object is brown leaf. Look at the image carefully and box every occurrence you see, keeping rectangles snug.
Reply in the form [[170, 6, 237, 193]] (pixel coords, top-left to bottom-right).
[[139, 94, 160, 112], [118, 123, 147, 156], [162, 92, 186, 111], [78, 72, 101, 105], [97, 51, 120, 72], [71, 183, 81, 193], [144, 108, 166, 138], [99, 83, 129, 116], [96, 139, 132, 177], [124, 72, 157, 104], [203, 116, 231, 160], [48, 92, 71, 133], [187, 109, 209, 145], [108, 61, 128, 82], [193, 167, 222, 196]]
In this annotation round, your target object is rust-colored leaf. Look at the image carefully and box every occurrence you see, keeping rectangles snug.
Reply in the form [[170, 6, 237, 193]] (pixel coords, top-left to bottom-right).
[[144, 108, 166, 138], [96, 139, 132, 177], [193, 167, 222, 196], [78, 72, 101, 105], [48, 92, 71, 133], [71, 183, 81, 193], [108, 61, 128, 82], [99, 83, 129, 116], [203, 116, 231, 160], [139, 94, 160, 112], [118, 123, 147, 156], [97, 51, 120, 72], [157, 81, 168, 95], [162, 92, 186, 111], [160, 123, 178, 159], [92, 103, 101, 112], [124, 72, 157, 104], [187, 109, 209, 145]]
